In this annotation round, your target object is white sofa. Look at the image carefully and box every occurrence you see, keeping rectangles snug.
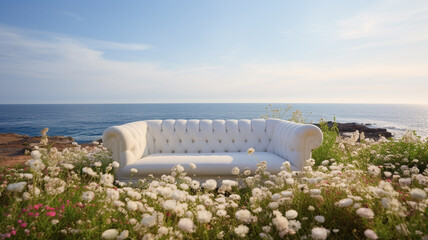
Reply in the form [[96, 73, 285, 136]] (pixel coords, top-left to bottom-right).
[[102, 119, 323, 181]]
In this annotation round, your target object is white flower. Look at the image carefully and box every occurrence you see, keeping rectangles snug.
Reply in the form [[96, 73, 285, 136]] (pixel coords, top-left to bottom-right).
[[127, 201, 138, 211], [158, 227, 168, 236], [356, 208, 375, 219], [94, 161, 102, 167], [141, 214, 157, 227], [310, 189, 321, 196], [288, 220, 301, 234], [6, 182, 27, 192], [101, 229, 119, 240], [112, 161, 120, 168], [190, 180, 200, 190], [231, 167, 240, 175], [243, 169, 251, 176], [216, 209, 227, 217], [172, 164, 184, 173], [410, 188, 426, 200], [100, 174, 114, 187], [364, 229, 378, 240], [285, 209, 298, 219], [314, 215, 325, 223], [106, 188, 120, 201], [367, 165, 381, 177], [117, 230, 129, 240], [81, 191, 95, 202], [202, 179, 217, 190], [321, 160, 329, 166], [235, 209, 252, 223], [130, 168, 138, 174], [247, 148, 255, 155], [234, 224, 249, 237], [311, 227, 328, 240], [269, 202, 279, 210], [308, 206, 315, 211], [27, 159, 46, 172], [178, 218, 195, 233], [197, 210, 212, 223], [162, 199, 177, 211], [51, 219, 59, 225], [62, 163, 74, 170], [337, 198, 353, 207], [82, 167, 97, 177], [189, 163, 196, 169], [31, 150, 42, 159]]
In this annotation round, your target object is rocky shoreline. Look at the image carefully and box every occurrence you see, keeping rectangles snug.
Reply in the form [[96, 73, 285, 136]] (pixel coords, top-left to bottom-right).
[[314, 121, 392, 139], [0, 122, 392, 167]]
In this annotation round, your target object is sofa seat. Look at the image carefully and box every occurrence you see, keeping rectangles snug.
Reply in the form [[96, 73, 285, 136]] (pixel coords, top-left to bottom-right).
[[117, 152, 298, 179], [104, 119, 323, 181]]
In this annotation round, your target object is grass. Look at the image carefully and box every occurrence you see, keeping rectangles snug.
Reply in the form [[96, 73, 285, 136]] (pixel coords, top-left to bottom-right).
[[0, 117, 427, 239]]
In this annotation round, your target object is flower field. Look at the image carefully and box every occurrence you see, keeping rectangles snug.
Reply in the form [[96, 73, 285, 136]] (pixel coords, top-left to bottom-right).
[[1, 126, 427, 239]]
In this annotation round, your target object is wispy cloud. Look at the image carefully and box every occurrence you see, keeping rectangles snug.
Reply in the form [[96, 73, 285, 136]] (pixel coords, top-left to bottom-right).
[[338, 0, 428, 49], [58, 10, 84, 21], [0, 25, 427, 104]]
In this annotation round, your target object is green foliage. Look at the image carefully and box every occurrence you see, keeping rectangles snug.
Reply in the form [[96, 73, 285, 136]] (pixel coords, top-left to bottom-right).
[[261, 104, 310, 123], [312, 118, 341, 164]]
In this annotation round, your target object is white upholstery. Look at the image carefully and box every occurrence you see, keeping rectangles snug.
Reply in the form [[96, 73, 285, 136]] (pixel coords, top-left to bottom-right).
[[103, 119, 323, 180], [117, 152, 298, 178]]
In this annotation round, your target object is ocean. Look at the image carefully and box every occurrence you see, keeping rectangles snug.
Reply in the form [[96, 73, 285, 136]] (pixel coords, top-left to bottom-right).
[[0, 103, 427, 143]]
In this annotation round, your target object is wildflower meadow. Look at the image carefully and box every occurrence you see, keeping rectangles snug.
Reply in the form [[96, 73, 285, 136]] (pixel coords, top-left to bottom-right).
[[1, 121, 427, 239]]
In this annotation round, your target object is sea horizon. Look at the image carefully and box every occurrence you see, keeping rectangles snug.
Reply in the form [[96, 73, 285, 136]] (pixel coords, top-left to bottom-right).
[[1, 103, 427, 143]]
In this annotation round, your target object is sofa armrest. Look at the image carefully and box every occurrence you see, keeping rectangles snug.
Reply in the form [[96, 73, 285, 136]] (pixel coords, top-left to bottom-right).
[[273, 120, 323, 170], [102, 121, 148, 168]]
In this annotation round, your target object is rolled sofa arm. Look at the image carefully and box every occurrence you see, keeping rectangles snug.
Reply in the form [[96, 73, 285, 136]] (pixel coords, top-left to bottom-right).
[[273, 120, 323, 171], [102, 121, 148, 168]]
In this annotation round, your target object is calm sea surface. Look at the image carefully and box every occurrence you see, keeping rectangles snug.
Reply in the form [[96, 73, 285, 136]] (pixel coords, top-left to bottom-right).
[[0, 104, 427, 143]]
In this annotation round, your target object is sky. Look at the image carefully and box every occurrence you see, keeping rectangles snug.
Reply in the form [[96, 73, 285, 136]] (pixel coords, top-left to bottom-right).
[[0, 0, 427, 104]]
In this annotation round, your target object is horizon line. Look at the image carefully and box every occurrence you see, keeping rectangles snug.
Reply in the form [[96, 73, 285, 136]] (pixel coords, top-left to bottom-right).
[[0, 102, 427, 105]]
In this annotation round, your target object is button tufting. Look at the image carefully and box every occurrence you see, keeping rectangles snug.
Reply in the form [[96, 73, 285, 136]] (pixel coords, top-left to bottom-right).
[[172, 150, 175, 153], [211, 150, 214, 153], [205, 139, 208, 143], [219, 139, 221, 143], [232, 139, 235, 143], [185, 150, 188, 153], [245, 139, 247, 143], [258, 139, 261, 142], [198, 150, 201, 153], [225, 150, 228, 152], [166, 139, 169, 143], [179, 139, 182, 143], [192, 139, 195, 143], [159, 150, 162, 153], [238, 150, 241, 152]]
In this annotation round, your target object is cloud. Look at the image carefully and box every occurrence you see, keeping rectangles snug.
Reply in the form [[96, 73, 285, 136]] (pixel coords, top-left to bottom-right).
[[58, 10, 84, 21], [0, 25, 427, 104], [337, 0, 428, 49]]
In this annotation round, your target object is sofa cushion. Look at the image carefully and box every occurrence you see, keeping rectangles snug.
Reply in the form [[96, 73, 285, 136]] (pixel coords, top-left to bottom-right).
[[117, 152, 297, 179]]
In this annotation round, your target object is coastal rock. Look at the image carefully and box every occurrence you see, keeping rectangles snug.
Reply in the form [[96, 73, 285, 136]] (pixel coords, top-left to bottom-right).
[[314, 122, 392, 139], [0, 133, 98, 167]]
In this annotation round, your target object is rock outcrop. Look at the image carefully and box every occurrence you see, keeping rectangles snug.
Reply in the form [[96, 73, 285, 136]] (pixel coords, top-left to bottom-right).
[[0, 133, 100, 167], [314, 121, 392, 139]]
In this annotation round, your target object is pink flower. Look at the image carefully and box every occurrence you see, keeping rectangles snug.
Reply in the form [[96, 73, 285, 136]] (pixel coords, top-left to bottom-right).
[[20, 223, 27, 228], [11, 230, 16, 235], [33, 205, 40, 210], [46, 211, 56, 217]]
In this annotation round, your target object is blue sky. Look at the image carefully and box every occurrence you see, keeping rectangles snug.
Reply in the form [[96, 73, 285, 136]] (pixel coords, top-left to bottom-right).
[[0, 0, 427, 104]]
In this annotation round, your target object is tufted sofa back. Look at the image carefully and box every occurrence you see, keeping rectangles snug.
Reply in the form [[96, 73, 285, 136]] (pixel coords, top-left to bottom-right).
[[145, 119, 281, 154]]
